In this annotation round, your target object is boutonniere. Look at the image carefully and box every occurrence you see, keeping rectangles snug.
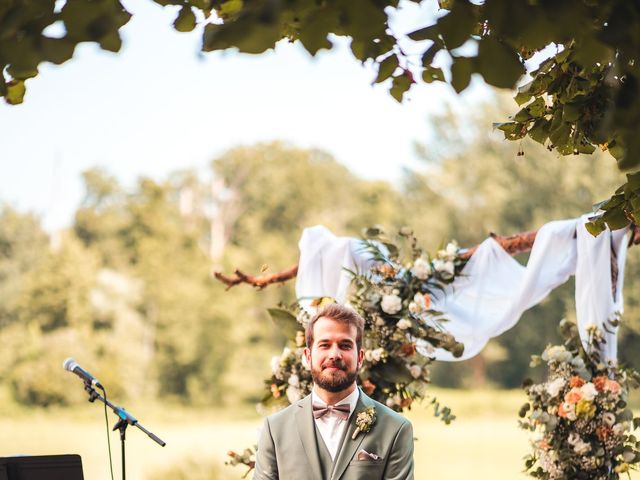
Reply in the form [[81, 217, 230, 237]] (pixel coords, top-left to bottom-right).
[[352, 406, 376, 440]]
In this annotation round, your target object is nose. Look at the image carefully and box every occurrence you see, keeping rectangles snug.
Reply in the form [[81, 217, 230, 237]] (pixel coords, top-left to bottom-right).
[[327, 344, 342, 360]]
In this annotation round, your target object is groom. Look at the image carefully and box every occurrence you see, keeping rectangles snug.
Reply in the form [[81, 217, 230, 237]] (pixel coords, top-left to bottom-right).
[[254, 303, 414, 480]]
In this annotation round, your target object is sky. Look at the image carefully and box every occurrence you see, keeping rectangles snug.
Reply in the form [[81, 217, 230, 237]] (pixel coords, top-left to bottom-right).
[[0, 0, 485, 232]]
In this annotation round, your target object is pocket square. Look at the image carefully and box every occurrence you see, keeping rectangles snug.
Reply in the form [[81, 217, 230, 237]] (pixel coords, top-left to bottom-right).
[[357, 449, 381, 461]]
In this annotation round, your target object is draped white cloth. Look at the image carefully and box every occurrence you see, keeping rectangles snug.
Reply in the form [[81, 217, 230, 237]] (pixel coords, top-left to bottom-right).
[[295, 217, 628, 363]]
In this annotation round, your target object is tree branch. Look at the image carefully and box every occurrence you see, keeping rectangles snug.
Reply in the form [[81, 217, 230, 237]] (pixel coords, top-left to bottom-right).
[[214, 264, 298, 290], [213, 226, 640, 289]]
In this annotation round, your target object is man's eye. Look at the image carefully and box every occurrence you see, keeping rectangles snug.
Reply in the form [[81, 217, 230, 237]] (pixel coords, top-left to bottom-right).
[[340, 343, 353, 349]]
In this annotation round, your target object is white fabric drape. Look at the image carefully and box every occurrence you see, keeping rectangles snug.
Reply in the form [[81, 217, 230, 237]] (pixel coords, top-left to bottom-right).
[[295, 216, 628, 363]]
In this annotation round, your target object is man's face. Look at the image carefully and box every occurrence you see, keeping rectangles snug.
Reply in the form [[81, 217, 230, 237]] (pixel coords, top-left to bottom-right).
[[304, 317, 364, 393]]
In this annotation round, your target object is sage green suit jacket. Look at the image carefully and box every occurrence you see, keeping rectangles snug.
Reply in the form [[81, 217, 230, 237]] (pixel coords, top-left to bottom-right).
[[253, 389, 414, 480]]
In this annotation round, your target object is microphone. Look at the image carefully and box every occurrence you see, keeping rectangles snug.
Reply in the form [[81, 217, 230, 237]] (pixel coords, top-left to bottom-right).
[[63, 358, 103, 389]]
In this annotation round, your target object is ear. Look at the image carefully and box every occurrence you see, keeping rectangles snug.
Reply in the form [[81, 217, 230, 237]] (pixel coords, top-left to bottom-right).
[[304, 347, 311, 366], [357, 348, 364, 369]]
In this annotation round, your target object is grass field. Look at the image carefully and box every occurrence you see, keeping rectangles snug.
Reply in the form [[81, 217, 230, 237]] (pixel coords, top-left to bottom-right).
[[0, 389, 638, 479]]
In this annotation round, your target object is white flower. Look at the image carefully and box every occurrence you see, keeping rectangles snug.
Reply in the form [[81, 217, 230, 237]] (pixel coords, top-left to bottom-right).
[[375, 316, 386, 326], [574, 439, 591, 455], [381, 294, 402, 314], [286, 385, 301, 404], [445, 241, 458, 257], [364, 348, 384, 364], [602, 412, 616, 426], [613, 422, 629, 436], [544, 345, 572, 363], [408, 302, 420, 314], [396, 318, 412, 330], [288, 374, 299, 387], [546, 377, 566, 398], [433, 259, 455, 278], [371, 348, 384, 362], [409, 364, 422, 379], [385, 397, 395, 408], [567, 433, 591, 454], [410, 258, 432, 280], [580, 382, 598, 401], [270, 356, 281, 375]]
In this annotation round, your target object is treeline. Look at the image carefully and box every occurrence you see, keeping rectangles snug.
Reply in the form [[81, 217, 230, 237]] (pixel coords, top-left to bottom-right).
[[1, 100, 638, 408]]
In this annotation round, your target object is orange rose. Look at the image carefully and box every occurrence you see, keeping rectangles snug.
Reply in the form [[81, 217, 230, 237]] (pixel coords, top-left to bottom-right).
[[379, 264, 396, 277], [558, 403, 568, 418], [593, 376, 607, 392], [400, 342, 417, 356], [423, 293, 431, 310], [565, 388, 583, 404], [270, 384, 281, 398], [569, 376, 585, 388], [538, 439, 551, 450], [604, 379, 621, 395], [399, 396, 413, 408]]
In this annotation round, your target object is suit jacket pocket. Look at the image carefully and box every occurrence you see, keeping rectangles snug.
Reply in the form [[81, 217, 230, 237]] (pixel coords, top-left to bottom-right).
[[342, 459, 385, 480]]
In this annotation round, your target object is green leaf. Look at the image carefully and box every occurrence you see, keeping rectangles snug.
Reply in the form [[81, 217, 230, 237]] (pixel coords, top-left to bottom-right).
[[528, 118, 550, 144], [548, 123, 571, 149], [514, 81, 533, 106], [450, 56, 473, 93], [266, 308, 302, 340], [476, 36, 524, 89], [603, 207, 630, 230], [513, 108, 532, 122], [5, 80, 26, 105], [625, 172, 640, 193], [375, 54, 398, 84], [437, 0, 476, 50], [584, 218, 606, 236], [422, 66, 444, 83], [390, 73, 412, 102], [562, 103, 582, 123], [527, 97, 546, 117], [174, 6, 197, 32], [408, 24, 438, 42]]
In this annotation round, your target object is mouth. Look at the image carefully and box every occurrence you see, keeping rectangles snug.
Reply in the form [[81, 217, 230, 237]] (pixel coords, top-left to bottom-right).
[[323, 365, 345, 373]]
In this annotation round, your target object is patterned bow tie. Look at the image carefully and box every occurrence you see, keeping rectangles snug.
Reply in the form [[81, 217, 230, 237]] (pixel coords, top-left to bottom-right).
[[312, 402, 351, 420]]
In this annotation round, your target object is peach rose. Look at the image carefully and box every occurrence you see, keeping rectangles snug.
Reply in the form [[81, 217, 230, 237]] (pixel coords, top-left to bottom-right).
[[593, 375, 607, 392], [569, 376, 585, 388], [565, 387, 583, 404], [604, 379, 621, 395]]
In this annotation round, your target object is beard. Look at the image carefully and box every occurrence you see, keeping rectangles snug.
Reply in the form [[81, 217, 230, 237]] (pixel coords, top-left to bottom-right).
[[310, 357, 358, 393]]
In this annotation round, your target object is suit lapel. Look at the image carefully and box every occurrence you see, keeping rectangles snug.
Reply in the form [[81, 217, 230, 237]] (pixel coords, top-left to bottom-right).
[[295, 395, 323, 480], [330, 389, 374, 480]]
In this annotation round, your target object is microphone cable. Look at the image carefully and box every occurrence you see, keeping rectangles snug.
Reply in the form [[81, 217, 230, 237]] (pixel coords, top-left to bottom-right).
[[101, 386, 115, 480]]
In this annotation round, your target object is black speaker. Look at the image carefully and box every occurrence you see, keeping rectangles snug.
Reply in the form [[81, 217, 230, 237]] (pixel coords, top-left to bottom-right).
[[0, 455, 84, 480]]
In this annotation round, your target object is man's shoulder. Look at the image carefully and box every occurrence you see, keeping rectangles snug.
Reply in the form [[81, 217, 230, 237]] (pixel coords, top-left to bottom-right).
[[264, 396, 307, 427]]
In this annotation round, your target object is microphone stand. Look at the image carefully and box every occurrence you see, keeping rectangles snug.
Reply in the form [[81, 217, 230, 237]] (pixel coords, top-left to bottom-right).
[[84, 382, 166, 480]]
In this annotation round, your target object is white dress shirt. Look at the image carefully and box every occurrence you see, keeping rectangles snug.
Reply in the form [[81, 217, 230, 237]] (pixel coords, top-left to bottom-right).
[[311, 387, 360, 460]]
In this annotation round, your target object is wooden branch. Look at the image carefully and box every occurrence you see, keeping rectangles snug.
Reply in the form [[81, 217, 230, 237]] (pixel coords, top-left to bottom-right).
[[458, 230, 538, 260], [214, 264, 298, 289], [213, 225, 640, 289]]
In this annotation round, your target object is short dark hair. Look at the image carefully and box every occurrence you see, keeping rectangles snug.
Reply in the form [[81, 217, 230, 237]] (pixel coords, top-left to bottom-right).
[[305, 303, 364, 350]]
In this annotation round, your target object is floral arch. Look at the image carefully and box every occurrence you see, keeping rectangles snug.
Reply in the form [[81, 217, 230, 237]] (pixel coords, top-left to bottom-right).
[[223, 218, 640, 479]]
